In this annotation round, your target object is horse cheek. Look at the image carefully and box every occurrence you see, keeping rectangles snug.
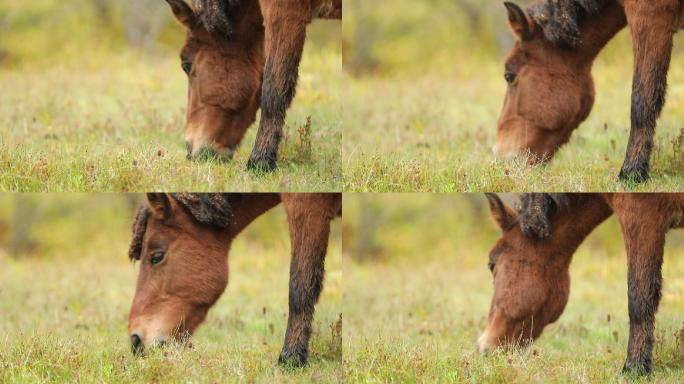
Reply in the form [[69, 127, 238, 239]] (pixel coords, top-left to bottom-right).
[[502, 265, 548, 320], [545, 267, 569, 317]]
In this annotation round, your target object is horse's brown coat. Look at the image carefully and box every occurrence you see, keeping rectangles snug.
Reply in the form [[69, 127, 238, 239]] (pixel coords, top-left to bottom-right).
[[127, 193, 341, 367], [497, 0, 684, 182], [481, 193, 684, 375]]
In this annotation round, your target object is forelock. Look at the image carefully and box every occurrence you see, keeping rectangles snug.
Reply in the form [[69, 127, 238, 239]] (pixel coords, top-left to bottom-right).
[[171, 193, 233, 228], [517, 193, 571, 238], [192, 0, 243, 36], [528, 0, 607, 48]]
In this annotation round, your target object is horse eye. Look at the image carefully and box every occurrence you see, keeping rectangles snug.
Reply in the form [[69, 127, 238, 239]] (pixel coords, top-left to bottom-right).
[[150, 251, 165, 265], [488, 261, 495, 273], [504, 72, 517, 84], [181, 62, 192, 75]]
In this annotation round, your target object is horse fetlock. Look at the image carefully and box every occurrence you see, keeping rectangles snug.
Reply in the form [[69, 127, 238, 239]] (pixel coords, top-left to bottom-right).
[[247, 149, 278, 173], [622, 354, 653, 376], [618, 161, 650, 184], [278, 344, 308, 368]]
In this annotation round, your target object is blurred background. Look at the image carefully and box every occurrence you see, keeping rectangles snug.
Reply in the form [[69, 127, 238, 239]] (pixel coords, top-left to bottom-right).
[[0, 0, 340, 68], [343, 193, 684, 382], [343, 0, 660, 76], [0, 194, 343, 382]]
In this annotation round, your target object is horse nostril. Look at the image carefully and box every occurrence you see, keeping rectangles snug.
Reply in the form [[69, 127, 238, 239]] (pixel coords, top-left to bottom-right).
[[131, 334, 143, 355]]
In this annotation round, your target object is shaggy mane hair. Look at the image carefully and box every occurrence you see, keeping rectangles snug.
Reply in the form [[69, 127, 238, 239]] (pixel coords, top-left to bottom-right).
[[172, 193, 233, 228], [528, 0, 608, 48], [192, 0, 244, 36], [518, 193, 570, 239], [128, 193, 234, 261]]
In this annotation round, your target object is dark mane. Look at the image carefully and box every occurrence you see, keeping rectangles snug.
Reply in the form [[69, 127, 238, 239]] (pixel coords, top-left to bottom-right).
[[128, 193, 234, 261], [518, 193, 570, 238], [192, 0, 244, 36], [172, 193, 233, 228], [528, 0, 608, 48]]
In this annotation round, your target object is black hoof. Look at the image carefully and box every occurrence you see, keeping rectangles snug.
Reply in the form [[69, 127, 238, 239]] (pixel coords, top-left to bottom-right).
[[622, 358, 652, 376], [278, 348, 308, 369], [618, 164, 650, 184], [247, 151, 277, 173]]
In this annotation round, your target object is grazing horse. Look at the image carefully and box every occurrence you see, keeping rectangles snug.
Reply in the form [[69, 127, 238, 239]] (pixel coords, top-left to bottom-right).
[[164, 0, 342, 170], [127, 193, 342, 367], [496, 0, 684, 182], [480, 193, 684, 375]]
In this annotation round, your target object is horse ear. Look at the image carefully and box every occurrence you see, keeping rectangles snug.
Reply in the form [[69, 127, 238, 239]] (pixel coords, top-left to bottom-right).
[[146, 193, 172, 220], [504, 1, 533, 42], [165, 0, 196, 29], [128, 205, 149, 261], [485, 193, 518, 231]]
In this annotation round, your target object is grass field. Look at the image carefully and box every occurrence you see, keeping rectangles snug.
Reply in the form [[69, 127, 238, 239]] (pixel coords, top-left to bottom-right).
[[0, 195, 343, 383], [343, 30, 684, 192], [343, 194, 684, 383], [0, 21, 341, 192]]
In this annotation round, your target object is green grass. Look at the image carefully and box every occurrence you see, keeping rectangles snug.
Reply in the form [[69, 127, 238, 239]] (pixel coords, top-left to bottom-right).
[[343, 31, 684, 192], [0, 201, 343, 383], [0, 27, 341, 192], [343, 194, 684, 383]]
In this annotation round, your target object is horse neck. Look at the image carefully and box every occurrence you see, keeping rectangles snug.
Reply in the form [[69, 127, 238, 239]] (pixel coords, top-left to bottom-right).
[[576, 0, 627, 66], [223, 194, 281, 239], [545, 194, 613, 259], [233, 0, 264, 41]]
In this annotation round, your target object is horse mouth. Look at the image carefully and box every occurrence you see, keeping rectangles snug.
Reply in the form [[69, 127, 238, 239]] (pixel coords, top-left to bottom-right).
[[186, 144, 235, 162], [129, 330, 192, 356], [477, 329, 499, 353], [492, 145, 550, 166]]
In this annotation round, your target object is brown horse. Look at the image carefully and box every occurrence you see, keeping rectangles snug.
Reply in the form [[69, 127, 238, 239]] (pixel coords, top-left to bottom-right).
[[496, 0, 684, 182], [480, 193, 684, 374], [127, 193, 341, 367], [164, 0, 342, 170]]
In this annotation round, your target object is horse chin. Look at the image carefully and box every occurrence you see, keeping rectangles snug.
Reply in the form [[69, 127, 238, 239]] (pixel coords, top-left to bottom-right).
[[477, 325, 506, 352], [477, 323, 538, 353], [492, 145, 545, 166], [477, 330, 495, 353]]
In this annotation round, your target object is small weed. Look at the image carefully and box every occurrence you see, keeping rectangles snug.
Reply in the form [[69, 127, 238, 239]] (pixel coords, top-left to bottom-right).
[[296, 116, 313, 163]]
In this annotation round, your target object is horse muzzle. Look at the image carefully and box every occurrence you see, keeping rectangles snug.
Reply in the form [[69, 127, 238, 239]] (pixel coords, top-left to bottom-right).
[[186, 141, 235, 162]]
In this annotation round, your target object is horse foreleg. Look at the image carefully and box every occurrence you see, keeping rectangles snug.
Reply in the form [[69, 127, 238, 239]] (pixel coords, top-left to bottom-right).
[[279, 194, 334, 367], [612, 195, 668, 375], [248, 1, 309, 172], [619, 1, 679, 182]]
